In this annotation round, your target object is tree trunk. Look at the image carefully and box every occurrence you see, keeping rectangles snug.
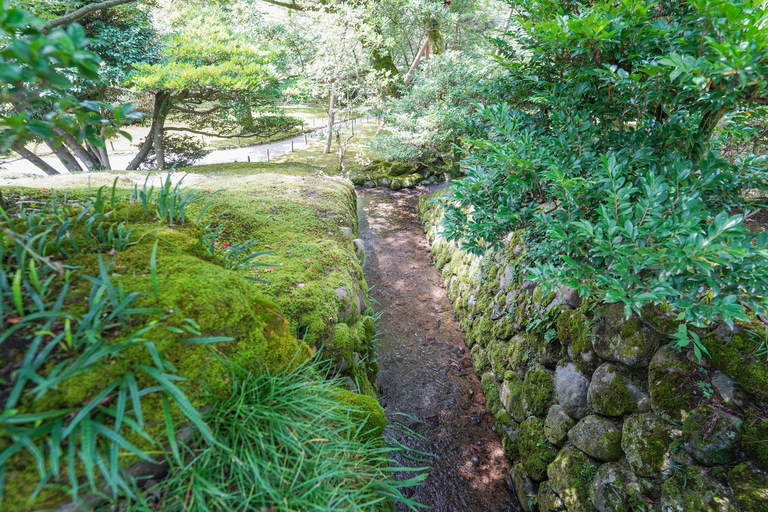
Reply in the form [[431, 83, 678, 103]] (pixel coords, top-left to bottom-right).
[[153, 117, 165, 170], [88, 141, 112, 170], [55, 130, 102, 170], [127, 90, 169, 170], [426, 17, 445, 55], [692, 106, 729, 162], [13, 144, 60, 176], [45, 140, 83, 173], [324, 82, 337, 155]]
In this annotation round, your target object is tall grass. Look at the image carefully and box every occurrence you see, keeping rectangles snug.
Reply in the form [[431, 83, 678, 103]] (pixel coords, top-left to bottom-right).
[[102, 362, 428, 512]]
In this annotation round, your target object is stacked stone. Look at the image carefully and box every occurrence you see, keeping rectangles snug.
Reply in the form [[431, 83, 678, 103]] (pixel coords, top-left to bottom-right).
[[418, 196, 768, 512]]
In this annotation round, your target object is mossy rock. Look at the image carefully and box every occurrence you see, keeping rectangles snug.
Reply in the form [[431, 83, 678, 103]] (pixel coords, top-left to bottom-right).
[[335, 390, 386, 442], [546, 445, 599, 512], [660, 465, 737, 511], [727, 462, 768, 512], [500, 374, 527, 423], [648, 345, 705, 424], [568, 415, 623, 462], [587, 363, 651, 417], [519, 417, 559, 482], [488, 340, 511, 378], [544, 405, 576, 447], [481, 372, 502, 416], [558, 308, 600, 374], [743, 416, 768, 469], [537, 480, 566, 512], [682, 406, 742, 466], [522, 365, 556, 417], [592, 303, 660, 369], [590, 462, 631, 512], [621, 413, 674, 479], [511, 463, 540, 512], [702, 327, 768, 404], [471, 343, 491, 376]]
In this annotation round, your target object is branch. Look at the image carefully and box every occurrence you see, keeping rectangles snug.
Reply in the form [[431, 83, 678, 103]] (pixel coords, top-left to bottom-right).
[[259, 0, 309, 11], [45, 0, 137, 30], [162, 127, 287, 139], [171, 105, 229, 116]]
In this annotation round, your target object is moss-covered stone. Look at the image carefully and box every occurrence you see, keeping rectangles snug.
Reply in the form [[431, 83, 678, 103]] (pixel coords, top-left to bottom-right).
[[621, 413, 674, 479], [568, 415, 623, 462], [660, 465, 737, 511], [335, 390, 386, 441], [727, 462, 768, 512], [558, 309, 600, 374], [500, 374, 527, 423], [547, 445, 599, 512], [702, 329, 768, 403], [592, 303, 660, 369], [537, 480, 566, 512], [488, 340, 511, 378], [519, 417, 559, 481], [587, 363, 651, 417], [743, 416, 768, 469], [682, 406, 742, 466], [481, 372, 502, 416], [648, 345, 705, 424], [471, 343, 491, 376], [522, 365, 556, 417], [590, 462, 631, 512], [545, 405, 576, 447], [511, 463, 540, 512]]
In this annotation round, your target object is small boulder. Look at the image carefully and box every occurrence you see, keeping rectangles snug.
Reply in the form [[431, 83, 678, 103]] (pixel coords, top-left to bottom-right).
[[519, 417, 559, 481], [621, 413, 674, 479], [537, 481, 566, 512], [592, 303, 660, 368], [339, 226, 354, 238], [660, 465, 737, 511], [568, 415, 623, 462], [587, 363, 651, 417], [727, 463, 768, 512], [648, 345, 706, 423], [499, 264, 516, 292], [500, 374, 527, 423], [522, 365, 556, 417], [555, 362, 590, 420], [682, 406, 742, 466], [547, 445, 600, 512], [559, 285, 582, 309], [590, 462, 631, 512], [545, 405, 576, 447], [710, 371, 744, 409], [510, 463, 539, 512]]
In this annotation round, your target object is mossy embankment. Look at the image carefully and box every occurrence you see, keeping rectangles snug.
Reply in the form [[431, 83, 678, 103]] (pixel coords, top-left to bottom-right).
[[1, 162, 387, 511]]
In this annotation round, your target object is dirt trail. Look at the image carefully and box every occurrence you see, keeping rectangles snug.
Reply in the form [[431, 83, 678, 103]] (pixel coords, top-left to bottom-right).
[[357, 186, 520, 512]]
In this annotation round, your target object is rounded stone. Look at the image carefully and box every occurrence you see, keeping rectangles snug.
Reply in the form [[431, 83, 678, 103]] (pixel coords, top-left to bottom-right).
[[682, 406, 742, 466], [727, 463, 768, 512], [522, 365, 556, 417], [510, 463, 538, 512], [568, 415, 623, 462], [592, 303, 660, 368], [590, 462, 630, 512], [545, 404, 576, 447], [587, 363, 651, 417], [555, 361, 590, 420], [537, 480, 566, 512], [648, 346, 706, 423], [661, 465, 737, 511], [547, 445, 600, 512], [621, 413, 674, 479], [519, 417, 559, 481]]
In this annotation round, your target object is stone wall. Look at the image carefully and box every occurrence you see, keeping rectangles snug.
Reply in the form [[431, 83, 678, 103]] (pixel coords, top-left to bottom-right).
[[418, 194, 768, 512]]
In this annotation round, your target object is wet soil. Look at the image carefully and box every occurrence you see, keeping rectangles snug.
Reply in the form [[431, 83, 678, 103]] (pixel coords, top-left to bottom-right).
[[357, 186, 520, 512]]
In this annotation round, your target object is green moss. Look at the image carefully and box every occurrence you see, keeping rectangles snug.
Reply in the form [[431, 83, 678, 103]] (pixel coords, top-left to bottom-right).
[[648, 354, 701, 424], [744, 416, 768, 469], [703, 332, 768, 402], [488, 340, 509, 379], [661, 466, 737, 511], [518, 417, 558, 481], [557, 308, 596, 372], [727, 463, 768, 512], [471, 344, 491, 375], [494, 408, 515, 427], [522, 366, 555, 417], [491, 316, 516, 341], [472, 316, 493, 347], [481, 372, 502, 416], [335, 391, 386, 441], [590, 365, 635, 417], [547, 446, 599, 512]]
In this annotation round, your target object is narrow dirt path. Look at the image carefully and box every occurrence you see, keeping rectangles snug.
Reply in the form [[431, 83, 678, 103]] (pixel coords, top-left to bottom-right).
[[357, 186, 520, 512]]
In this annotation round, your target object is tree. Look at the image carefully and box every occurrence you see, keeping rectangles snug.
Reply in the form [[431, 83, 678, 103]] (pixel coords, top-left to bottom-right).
[[0, 2, 140, 175], [126, 7, 299, 169], [441, 0, 768, 353]]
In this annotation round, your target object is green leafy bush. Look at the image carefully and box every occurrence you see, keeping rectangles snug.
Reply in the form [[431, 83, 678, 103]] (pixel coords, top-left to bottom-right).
[[441, 0, 768, 348], [139, 134, 212, 171]]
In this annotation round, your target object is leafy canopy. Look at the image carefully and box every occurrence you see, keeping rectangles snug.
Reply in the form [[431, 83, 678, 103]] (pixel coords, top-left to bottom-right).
[[441, 0, 768, 353]]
